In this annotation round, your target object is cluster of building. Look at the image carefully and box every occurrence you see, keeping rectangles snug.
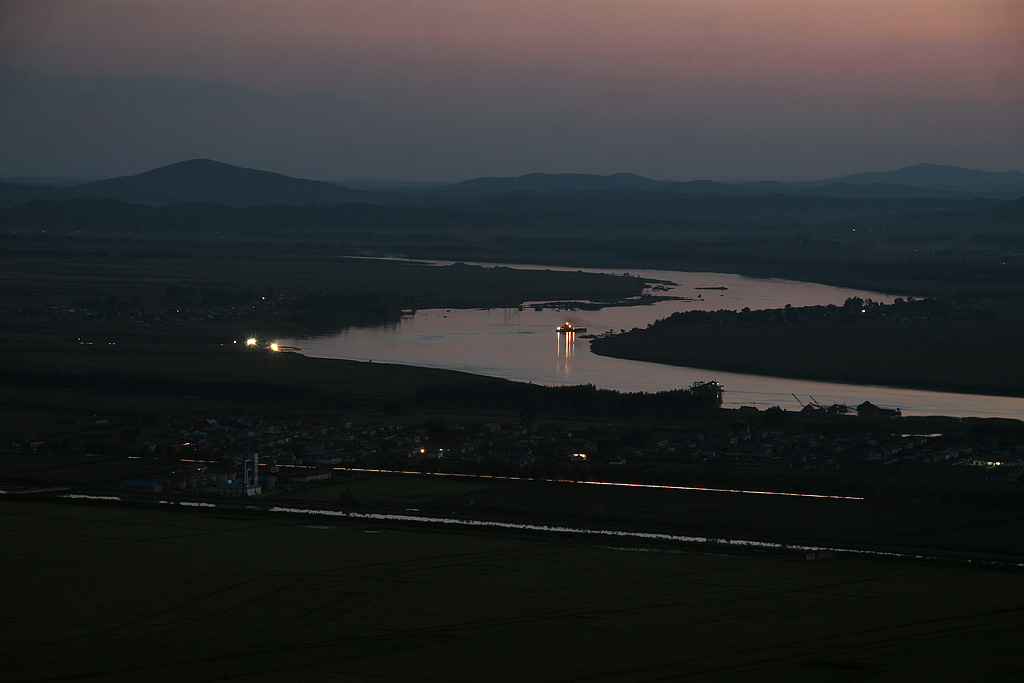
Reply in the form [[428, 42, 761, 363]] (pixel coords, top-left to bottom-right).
[[92, 411, 1024, 496], [662, 426, 991, 469], [150, 414, 554, 469]]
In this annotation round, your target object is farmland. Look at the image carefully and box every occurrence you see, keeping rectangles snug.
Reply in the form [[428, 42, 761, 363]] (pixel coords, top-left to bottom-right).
[[2, 498, 1023, 682]]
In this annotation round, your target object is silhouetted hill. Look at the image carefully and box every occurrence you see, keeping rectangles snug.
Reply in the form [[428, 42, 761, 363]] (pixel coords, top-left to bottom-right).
[[1, 176, 94, 187], [985, 195, 1024, 222], [658, 179, 920, 198], [333, 179, 450, 192], [788, 182, 1001, 200], [730, 181, 798, 194], [442, 172, 668, 195], [68, 159, 391, 207], [663, 180, 748, 195], [0, 181, 70, 208], [4, 160, 1020, 211], [439, 172, 1010, 200], [807, 163, 1024, 195]]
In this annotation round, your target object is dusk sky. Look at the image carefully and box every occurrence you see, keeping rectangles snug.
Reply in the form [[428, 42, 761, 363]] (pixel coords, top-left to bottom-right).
[[1, 0, 1021, 181]]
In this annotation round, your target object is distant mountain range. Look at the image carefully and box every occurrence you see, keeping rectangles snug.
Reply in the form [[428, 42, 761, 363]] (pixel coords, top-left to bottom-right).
[[72, 159, 397, 207], [448, 164, 1024, 200], [1, 159, 1021, 209], [0, 159, 401, 209], [442, 172, 669, 195], [804, 163, 1024, 194]]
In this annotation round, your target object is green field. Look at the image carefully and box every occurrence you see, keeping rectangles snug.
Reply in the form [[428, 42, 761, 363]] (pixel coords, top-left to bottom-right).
[[2, 499, 1022, 682]]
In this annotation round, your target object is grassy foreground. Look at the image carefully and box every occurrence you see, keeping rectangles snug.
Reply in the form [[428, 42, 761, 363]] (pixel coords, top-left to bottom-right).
[[2, 499, 1023, 683]]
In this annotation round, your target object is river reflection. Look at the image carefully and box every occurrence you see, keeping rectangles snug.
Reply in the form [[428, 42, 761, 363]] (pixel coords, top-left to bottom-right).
[[282, 261, 1024, 420], [556, 329, 576, 377]]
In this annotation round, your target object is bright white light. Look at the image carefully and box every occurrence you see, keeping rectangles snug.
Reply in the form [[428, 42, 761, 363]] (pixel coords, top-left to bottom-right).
[[246, 337, 258, 347]]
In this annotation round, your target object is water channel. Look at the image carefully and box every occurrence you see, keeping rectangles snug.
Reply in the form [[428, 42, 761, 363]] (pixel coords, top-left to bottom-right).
[[281, 261, 1024, 420]]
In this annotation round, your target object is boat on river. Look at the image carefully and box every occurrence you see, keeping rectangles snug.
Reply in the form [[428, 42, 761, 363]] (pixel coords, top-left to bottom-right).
[[556, 322, 587, 333]]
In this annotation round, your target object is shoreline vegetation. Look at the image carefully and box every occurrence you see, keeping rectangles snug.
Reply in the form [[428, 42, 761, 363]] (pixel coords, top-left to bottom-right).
[[3, 230, 1022, 403], [0, 252, 648, 339], [590, 297, 1024, 399], [3, 238, 1023, 413]]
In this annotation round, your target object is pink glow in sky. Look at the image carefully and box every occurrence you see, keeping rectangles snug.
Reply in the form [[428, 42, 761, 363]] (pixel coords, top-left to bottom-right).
[[0, 0, 1021, 180]]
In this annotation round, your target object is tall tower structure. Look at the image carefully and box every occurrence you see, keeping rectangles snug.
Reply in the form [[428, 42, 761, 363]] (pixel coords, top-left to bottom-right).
[[242, 453, 260, 495]]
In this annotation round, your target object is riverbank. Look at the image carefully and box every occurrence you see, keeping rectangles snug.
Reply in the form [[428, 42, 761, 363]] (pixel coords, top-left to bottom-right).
[[591, 299, 1024, 399]]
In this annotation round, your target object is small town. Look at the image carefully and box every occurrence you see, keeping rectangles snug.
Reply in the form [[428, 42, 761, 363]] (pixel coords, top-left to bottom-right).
[[8, 407, 1021, 499]]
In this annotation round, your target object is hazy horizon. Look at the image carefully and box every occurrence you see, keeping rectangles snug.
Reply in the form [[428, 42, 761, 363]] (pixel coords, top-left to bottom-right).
[[4, 156, 1024, 188], [1, 1, 1021, 181]]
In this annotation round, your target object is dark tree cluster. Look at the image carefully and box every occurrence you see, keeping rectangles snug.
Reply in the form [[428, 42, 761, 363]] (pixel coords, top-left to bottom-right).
[[415, 379, 722, 420], [165, 285, 263, 307], [288, 290, 412, 332], [645, 296, 954, 331]]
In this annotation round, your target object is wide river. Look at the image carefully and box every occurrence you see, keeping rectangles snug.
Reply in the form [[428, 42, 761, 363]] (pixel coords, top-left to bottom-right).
[[282, 261, 1024, 419]]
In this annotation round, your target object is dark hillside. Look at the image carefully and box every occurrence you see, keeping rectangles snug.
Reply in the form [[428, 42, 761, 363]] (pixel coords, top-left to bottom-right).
[[987, 195, 1024, 221], [808, 163, 1024, 195], [0, 181, 69, 208], [789, 182, 1003, 200], [69, 159, 389, 207], [441, 172, 668, 195]]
